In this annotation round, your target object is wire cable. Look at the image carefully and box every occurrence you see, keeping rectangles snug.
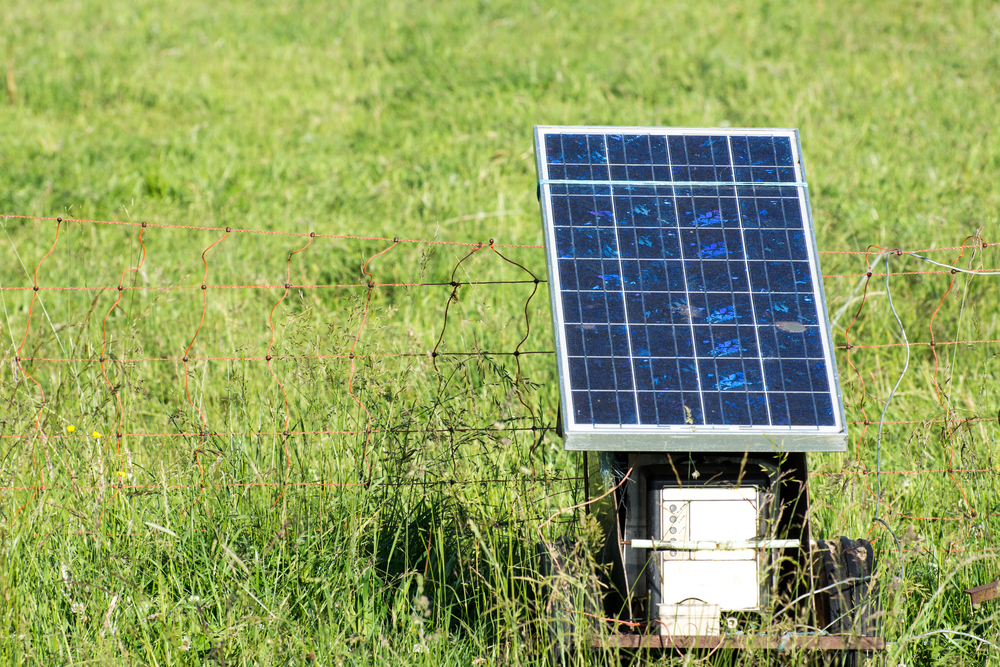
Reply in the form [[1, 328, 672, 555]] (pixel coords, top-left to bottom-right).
[[903, 629, 1000, 651], [873, 251, 910, 578]]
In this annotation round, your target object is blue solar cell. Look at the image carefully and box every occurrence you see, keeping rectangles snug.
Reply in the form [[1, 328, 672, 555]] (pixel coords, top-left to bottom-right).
[[613, 359, 635, 390], [649, 325, 695, 358], [813, 393, 836, 425], [638, 392, 658, 423], [758, 230, 792, 260], [572, 391, 592, 422], [791, 262, 812, 290], [570, 228, 598, 256], [730, 137, 750, 165], [560, 292, 581, 323], [634, 231, 681, 260], [624, 135, 652, 164], [563, 135, 590, 163], [752, 293, 819, 325], [590, 392, 620, 424], [565, 325, 585, 356], [628, 165, 654, 181], [768, 393, 790, 425], [778, 167, 797, 182], [557, 260, 578, 290], [586, 134, 608, 164], [587, 358, 616, 390], [667, 136, 687, 165], [545, 135, 565, 164], [784, 393, 820, 426], [537, 126, 845, 447], [620, 259, 640, 287], [606, 135, 625, 163], [569, 357, 588, 388], [781, 198, 804, 227], [579, 292, 610, 323], [651, 359, 683, 391], [649, 135, 669, 164], [810, 359, 830, 388], [788, 231, 809, 259], [609, 325, 631, 356], [616, 393, 638, 424], [581, 324, 612, 356], [633, 358, 654, 388], [748, 136, 777, 165], [685, 136, 713, 165], [721, 397, 751, 425], [747, 392, 769, 424], [605, 293, 626, 323], [774, 137, 794, 166]]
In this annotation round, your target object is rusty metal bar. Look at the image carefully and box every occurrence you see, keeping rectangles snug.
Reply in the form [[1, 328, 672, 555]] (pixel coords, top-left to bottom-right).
[[628, 538, 801, 551], [965, 579, 1000, 606], [596, 634, 885, 650]]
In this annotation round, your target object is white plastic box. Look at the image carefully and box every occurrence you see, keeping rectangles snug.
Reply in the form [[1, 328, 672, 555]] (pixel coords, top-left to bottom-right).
[[651, 487, 762, 610]]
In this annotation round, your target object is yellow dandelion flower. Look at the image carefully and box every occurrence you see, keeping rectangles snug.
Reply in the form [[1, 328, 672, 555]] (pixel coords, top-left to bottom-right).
[[66, 425, 76, 434], [92, 431, 102, 439]]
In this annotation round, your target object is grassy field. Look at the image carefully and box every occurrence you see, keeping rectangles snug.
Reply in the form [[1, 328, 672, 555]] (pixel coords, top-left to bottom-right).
[[1, 0, 1000, 664]]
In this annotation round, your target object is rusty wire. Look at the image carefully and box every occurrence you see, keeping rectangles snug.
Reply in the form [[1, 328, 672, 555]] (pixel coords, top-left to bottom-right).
[[1, 213, 998, 550]]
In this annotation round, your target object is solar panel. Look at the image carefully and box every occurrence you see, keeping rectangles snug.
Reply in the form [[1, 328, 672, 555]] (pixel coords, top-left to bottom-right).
[[535, 126, 847, 452]]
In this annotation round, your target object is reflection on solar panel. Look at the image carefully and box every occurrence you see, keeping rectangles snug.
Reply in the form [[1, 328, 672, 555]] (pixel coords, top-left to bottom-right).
[[535, 126, 847, 452]]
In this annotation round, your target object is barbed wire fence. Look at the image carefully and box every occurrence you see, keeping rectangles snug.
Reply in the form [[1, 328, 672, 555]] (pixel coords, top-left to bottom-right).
[[0, 213, 998, 556]]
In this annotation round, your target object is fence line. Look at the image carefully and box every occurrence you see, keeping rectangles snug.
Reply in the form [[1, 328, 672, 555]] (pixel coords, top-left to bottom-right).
[[0, 214, 543, 247], [6, 338, 1000, 364], [1, 212, 998, 550]]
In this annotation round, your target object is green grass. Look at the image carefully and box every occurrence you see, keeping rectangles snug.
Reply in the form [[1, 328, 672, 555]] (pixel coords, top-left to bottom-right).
[[1, 0, 1000, 664]]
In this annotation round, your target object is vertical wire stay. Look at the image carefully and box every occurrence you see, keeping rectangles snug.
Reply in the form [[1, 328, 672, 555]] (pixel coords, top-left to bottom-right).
[[100, 226, 147, 463], [349, 237, 399, 485], [181, 228, 230, 508], [11, 218, 62, 518], [266, 233, 315, 495]]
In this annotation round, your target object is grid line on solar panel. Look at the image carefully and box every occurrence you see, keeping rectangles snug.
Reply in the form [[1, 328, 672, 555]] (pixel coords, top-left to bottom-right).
[[538, 128, 842, 433]]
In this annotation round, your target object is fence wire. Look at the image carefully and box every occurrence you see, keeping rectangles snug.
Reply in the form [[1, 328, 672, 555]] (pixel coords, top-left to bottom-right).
[[0, 213, 997, 553]]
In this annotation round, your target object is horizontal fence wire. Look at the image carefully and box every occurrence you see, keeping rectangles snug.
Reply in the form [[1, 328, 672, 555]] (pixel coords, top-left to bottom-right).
[[6, 339, 1000, 363], [0, 213, 997, 551], [0, 214, 545, 247]]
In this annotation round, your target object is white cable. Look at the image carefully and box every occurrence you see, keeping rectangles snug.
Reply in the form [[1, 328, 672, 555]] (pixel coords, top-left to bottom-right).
[[903, 251, 998, 275], [875, 254, 910, 512], [904, 629, 1000, 651], [864, 251, 910, 580], [875, 249, 1000, 661]]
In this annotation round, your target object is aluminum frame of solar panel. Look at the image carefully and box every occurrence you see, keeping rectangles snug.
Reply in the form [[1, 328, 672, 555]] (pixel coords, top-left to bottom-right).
[[535, 126, 847, 452]]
